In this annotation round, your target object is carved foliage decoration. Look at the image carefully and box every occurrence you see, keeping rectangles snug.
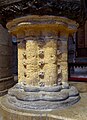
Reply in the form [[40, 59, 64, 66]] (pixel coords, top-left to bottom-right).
[[0, 0, 86, 26]]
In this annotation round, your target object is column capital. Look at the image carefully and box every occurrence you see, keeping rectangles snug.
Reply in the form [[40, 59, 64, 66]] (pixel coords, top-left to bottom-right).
[[7, 15, 79, 37]]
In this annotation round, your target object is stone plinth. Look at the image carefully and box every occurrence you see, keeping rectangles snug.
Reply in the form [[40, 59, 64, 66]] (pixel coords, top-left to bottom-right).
[[0, 92, 87, 120], [0, 15, 80, 119]]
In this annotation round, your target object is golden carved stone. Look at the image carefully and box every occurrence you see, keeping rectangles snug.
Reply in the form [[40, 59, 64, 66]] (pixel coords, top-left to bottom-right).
[[5, 15, 78, 86]]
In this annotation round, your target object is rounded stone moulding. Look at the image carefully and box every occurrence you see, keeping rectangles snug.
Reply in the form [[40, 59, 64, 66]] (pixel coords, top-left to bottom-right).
[[0, 15, 80, 117], [7, 15, 78, 35]]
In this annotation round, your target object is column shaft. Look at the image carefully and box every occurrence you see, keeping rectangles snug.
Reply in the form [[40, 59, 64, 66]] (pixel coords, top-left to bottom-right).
[[57, 33, 68, 86], [42, 39, 58, 85], [26, 39, 39, 85], [18, 41, 26, 83]]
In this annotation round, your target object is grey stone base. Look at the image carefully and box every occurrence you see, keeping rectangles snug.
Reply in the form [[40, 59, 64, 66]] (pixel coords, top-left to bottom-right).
[[1, 83, 80, 111]]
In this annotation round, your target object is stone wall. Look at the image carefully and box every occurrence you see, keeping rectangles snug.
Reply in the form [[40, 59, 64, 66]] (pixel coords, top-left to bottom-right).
[[85, 21, 87, 47], [0, 25, 14, 95]]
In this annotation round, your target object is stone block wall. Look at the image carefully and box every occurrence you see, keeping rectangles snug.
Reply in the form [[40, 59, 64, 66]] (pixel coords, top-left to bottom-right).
[[0, 25, 14, 95]]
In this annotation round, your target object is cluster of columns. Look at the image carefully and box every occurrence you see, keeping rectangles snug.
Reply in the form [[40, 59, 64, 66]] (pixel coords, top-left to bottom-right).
[[7, 16, 78, 87]]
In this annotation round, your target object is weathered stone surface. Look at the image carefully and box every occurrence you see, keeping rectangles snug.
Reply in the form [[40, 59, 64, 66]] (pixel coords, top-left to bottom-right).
[[6, 15, 78, 86], [18, 41, 26, 82], [10, 83, 62, 92], [0, 82, 87, 120], [0, 84, 80, 111], [1, 93, 87, 120]]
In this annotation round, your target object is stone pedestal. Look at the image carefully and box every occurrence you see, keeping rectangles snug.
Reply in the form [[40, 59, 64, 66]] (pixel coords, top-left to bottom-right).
[[0, 15, 80, 119]]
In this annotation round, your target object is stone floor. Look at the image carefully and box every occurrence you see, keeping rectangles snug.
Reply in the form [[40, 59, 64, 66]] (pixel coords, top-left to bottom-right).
[[0, 115, 2, 120], [0, 82, 87, 120]]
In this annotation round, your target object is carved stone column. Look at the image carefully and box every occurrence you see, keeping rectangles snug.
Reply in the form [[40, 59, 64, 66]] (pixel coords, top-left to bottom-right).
[[7, 16, 77, 86], [0, 16, 80, 119], [17, 25, 59, 86]]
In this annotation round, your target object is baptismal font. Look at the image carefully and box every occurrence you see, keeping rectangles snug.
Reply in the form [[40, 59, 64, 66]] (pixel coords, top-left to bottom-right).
[[0, 0, 86, 119]]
